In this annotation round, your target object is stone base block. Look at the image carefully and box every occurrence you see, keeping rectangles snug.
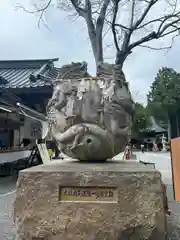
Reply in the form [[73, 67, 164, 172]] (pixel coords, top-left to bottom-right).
[[14, 160, 167, 240]]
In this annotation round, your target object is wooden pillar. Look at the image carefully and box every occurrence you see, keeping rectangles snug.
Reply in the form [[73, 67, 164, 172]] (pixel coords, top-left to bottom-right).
[[8, 130, 14, 148], [171, 137, 180, 201]]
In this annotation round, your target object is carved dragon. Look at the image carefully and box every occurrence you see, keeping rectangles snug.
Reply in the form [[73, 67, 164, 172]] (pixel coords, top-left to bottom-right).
[[47, 62, 134, 161]]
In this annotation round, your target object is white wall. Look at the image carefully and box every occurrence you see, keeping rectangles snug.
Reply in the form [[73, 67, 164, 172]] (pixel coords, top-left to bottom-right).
[[0, 112, 42, 147], [13, 129, 20, 147], [23, 118, 42, 139]]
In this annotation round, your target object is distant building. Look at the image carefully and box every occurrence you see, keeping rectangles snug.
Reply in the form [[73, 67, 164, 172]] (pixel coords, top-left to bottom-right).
[[136, 116, 167, 150], [144, 116, 167, 135], [0, 58, 59, 148], [0, 58, 59, 110]]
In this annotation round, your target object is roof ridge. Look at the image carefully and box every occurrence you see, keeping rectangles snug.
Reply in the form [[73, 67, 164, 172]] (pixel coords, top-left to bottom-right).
[[0, 59, 59, 88], [0, 58, 59, 63]]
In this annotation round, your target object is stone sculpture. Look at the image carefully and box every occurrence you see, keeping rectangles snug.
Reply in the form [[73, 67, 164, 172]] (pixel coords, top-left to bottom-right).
[[47, 62, 134, 161]]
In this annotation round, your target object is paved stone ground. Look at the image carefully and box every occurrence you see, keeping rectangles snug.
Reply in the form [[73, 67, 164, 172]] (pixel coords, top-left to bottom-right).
[[0, 176, 17, 240], [0, 153, 180, 239]]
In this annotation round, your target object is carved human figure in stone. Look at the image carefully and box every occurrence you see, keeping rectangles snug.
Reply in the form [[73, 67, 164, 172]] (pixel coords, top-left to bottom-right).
[[47, 62, 134, 161]]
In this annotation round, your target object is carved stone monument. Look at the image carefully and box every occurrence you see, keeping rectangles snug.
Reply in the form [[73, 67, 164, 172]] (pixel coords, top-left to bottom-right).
[[14, 160, 167, 239], [46, 62, 134, 161], [14, 62, 167, 239]]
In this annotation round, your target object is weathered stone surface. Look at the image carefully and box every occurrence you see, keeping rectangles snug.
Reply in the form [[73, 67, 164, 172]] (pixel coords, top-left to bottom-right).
[[46, 63, 134, 161], [14, 160, 166, 239], [57, 62, 90, 79]]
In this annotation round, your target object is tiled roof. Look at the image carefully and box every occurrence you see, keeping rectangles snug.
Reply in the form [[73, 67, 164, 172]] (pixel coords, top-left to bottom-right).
[[145, 116, 166, 133], [0, 58, 59, 88]]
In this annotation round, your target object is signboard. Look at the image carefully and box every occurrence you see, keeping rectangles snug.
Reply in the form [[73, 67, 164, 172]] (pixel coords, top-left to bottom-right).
[[37, 143, 51, 164], [59, 187, 117, 203], [170, 138, 180, 201]]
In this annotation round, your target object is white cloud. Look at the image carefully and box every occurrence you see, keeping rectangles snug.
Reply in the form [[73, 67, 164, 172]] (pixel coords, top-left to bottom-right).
[[0, 0, 180, 105]]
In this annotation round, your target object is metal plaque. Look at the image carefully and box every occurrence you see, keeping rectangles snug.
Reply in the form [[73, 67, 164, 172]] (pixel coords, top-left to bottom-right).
[[59, 186, 117, 203]]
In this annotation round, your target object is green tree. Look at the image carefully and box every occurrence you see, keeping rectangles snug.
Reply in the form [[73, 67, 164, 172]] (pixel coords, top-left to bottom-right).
[[147, 67, 180, 125], [132, 102, 149, 137]]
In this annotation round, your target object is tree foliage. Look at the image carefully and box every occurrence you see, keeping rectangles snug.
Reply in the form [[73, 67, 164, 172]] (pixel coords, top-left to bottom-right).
[[18, 0, 180, 71], [147, 67, 180, 124], [132, 102, 149, 137]]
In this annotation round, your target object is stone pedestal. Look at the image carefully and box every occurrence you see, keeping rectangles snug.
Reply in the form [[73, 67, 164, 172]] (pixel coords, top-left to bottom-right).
[[14, 160, 167, 240]]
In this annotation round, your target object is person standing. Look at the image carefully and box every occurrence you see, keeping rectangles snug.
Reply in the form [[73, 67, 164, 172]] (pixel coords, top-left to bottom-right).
[[140, 143, 145, 153]]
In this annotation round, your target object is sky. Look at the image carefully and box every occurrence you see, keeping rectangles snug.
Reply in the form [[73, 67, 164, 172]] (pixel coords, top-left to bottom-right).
[[1, 0, 180, 104]]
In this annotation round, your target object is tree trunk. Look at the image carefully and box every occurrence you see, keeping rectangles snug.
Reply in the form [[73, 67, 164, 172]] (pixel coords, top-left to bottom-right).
[[93, 36, 103, 70], [115, 51, 130, 70], [86, 0, 110, 72], [86, 24, 103, 72], [95, 26, 103, 67], [84, 16, 103, 73]]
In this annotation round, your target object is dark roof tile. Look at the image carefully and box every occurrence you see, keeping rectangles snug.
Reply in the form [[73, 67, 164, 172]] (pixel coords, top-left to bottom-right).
[[0, 58, 59, 88]]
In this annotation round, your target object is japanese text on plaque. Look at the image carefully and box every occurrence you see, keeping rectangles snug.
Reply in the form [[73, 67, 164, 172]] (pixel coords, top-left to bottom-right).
[[59, 187, 117, 203]]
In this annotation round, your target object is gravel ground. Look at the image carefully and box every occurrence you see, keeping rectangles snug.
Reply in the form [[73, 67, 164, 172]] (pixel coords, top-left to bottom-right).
[[0, 194, 16, 240], [167, 202, 180, 239], [0, 176, 16, 240], [164, 184, 180, 239]]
